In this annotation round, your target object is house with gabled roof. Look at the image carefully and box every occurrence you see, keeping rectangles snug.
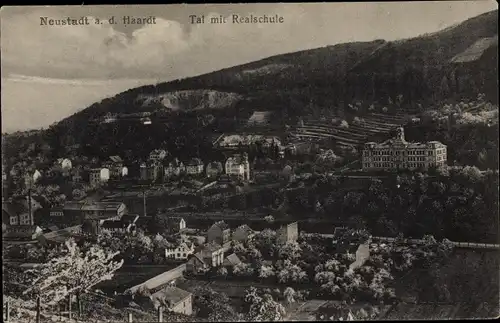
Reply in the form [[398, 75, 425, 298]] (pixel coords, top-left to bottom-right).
[[103, 156, 125, 178], [186, 242, 225, 274], [165, 241, 195, 260], [80, 201, 127, 221], [149, 286, 193, 315], [186, 252, 209, 275], [2, 199, 41, 227], [185, 158, 204, 175], [207, 220, 231, 245]]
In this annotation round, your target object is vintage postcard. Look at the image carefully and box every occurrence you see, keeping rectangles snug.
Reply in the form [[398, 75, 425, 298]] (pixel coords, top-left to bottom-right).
[[1, 2, 499, 322]]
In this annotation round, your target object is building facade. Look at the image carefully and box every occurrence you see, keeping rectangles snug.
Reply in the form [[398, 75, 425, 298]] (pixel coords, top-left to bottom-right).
[[140, 162, 163, 182], [89, 168, 104, 188], [165, 242, 195, 260], [225, 154, 250, 181], [149, 149, 168, 162], [276, 221, 299, 245], [103, 156, 124, 178], [164, 159, 186, 180], [185, 158, 204, 175], [362, 127, 447, 171], [199, 243, 225, 267]]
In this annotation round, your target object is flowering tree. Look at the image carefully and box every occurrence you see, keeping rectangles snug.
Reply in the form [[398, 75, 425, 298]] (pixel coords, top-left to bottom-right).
[[339, 120, 349, 128], [244, 287, 286, 321], [277, 260, 308, 283], [277, 242, 302, 260], [193, 286, 241, 321], [283, 287, 296, 305], [264, 215, 275, 223], [23, 238, 124, 306], [233, 262, 255, 277], [259, 264, 276, 279]]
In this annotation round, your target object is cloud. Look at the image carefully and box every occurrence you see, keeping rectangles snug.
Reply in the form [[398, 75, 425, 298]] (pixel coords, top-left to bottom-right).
[[1, 8, 307, 80], [1, 3, 497, 80]]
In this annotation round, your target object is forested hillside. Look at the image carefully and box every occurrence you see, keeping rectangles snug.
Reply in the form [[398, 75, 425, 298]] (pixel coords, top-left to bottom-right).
[[2, 10, 497, 163]]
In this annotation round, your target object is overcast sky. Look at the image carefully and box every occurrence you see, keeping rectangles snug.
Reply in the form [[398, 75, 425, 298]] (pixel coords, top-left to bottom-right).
[[1, 2, 497, 132]]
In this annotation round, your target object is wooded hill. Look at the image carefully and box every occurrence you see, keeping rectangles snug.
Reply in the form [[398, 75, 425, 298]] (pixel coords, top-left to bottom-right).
[[3, 10, 498, 162]]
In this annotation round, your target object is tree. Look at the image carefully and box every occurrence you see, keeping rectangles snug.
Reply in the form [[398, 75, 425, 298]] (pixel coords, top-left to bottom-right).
[[259, 264, 276, 279], [278, 242, 302, 260], [233, 262, 254, 277], [339, 120, 349, 128], [283, 287, 296, 305], [244, 287, 286, 321], [23, 238, 123, 307], [217, 267, 228, 277], [277, 260, 308, 283], [264, 215, 275, 224], [193, 286, 240, 321]]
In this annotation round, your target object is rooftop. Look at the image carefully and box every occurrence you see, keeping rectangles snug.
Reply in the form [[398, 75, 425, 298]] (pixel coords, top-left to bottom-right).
[[109, 156, 123, 163], [3, 225, 42, 240], [101, 220, 130, 230], [235, 224, 254, 235], [211, 221, 229, 231], [186, 158, 203, 166], [63, 201, 125, 212], [151, 286, 192, 308], [224, 253, 242, 266], [226, 154, 248, 165]]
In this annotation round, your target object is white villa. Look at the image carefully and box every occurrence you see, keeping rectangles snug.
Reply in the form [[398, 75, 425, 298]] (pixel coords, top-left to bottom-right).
[[225, 153, 250, 181], [165, 242, 195, 260]]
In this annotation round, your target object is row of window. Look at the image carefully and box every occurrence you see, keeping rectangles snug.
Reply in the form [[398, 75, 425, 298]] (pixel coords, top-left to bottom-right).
[[407, 156, 426, 161], [9, 214, 31, 225], [364, 162, 429, 169], [367, 149, 433, 156], [365, 155, 428, 162]]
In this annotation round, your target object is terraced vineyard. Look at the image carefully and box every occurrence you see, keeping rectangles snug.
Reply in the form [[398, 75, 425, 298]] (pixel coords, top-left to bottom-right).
[[290, 113, 409, 155]]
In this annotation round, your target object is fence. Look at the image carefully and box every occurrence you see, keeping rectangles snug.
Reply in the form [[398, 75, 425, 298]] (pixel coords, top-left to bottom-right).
[[3, 296, 169, 323], [126, 263, 186, 294]]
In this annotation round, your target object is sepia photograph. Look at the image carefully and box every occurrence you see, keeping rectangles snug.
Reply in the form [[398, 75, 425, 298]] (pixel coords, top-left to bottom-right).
[[1, 2, 499, 322]]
